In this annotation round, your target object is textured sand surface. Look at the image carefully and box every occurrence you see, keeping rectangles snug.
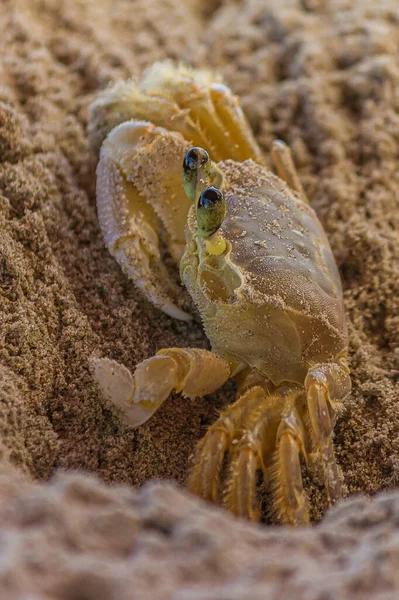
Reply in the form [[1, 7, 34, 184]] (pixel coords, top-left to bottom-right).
[[0, 0, 399, 596], [1, 468, 399, 599]]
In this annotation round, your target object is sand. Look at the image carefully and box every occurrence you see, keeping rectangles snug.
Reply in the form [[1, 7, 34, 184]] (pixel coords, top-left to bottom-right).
[[0, 0, 399, 596], [1, 469, 399, 599]]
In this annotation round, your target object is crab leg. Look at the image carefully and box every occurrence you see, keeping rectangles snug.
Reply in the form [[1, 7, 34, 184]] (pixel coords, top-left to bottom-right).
[[88, 77, 211, 155], [306, 382, 340, 502], [272, 402, 310, 525], [224, 387, 309, 525], [188, 386, 267, 506], [89, 62, 265, 165], [141, 62, 265, 163], [304, 362, 351, 504], [209, 83, 265, 163], [270, 140, 307, 202], [189, 363, 349, 524], [97, 120, 193, 319], [223, 387, 275, 522], [91, 349, 230, 428]]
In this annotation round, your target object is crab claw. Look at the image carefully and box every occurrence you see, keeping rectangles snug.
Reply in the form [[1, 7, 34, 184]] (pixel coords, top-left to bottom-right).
[[96, 120, 192, 320], [90, 356, 174, 427], [91, 349, 231, 428]]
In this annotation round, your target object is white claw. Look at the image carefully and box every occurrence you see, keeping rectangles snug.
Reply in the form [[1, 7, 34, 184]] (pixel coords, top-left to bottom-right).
[[95, 121, 191, 321], [90, 356, 163, 428]]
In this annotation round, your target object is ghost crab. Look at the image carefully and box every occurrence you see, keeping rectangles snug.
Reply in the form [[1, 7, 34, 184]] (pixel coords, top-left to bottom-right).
[[89, 61, 351, 525]]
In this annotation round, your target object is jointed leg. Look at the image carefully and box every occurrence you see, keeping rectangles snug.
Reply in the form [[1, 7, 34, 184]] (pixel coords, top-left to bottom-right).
[[91, 348, 230, 428], [188, 386, 267, 504], [189, 361, 350, 524], [141, 62, 266, 164], [224, 389, 279, 521], [271, 395, 310, 525], [190, 381, 309, 525], [305, 362, 351, 505], [88, 76, 208, 155], [225, 387, 309, 525], [189, 383, 309, 524], [89, 62, 266, 164], [271, 139, 307, 202]]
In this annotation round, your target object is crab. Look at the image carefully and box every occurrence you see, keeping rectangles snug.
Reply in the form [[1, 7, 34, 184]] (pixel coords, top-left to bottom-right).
[[88, 61, 351, 525]]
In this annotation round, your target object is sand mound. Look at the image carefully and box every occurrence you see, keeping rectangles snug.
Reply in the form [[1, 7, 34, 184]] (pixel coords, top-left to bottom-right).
[[1, 467, 399, 599]]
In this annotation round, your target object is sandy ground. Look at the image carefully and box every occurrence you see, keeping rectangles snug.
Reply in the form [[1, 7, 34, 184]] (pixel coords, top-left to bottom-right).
[[0, 0, 399, 596], [1, 468, 399, 599]]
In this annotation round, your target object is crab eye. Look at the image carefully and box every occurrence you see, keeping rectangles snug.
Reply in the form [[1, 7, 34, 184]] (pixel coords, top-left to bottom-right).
[[198, 186, 222, 208], [196, 187, 226, 238], [182, 147, 210, 202], [183, 147, 209, 171]]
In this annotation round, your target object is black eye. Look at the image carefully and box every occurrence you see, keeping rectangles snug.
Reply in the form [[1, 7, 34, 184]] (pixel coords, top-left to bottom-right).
[[183, 147, 209, 172], [196, 187, 226, 238], [198, 187, 223, 209]]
